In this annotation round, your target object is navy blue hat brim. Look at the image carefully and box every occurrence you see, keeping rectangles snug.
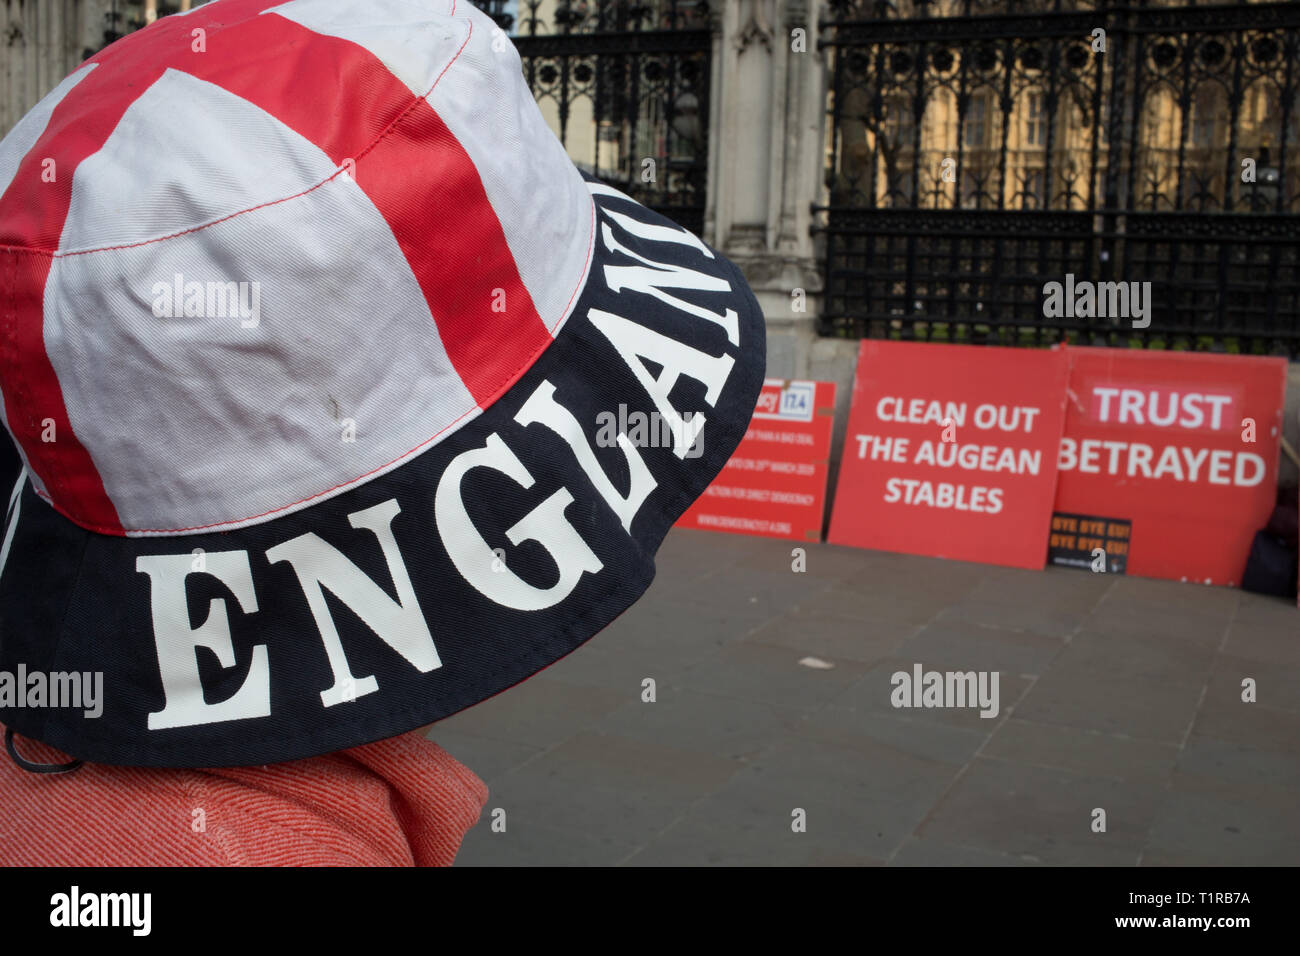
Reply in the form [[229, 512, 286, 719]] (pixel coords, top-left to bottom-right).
[[0, 179, 765, 767]]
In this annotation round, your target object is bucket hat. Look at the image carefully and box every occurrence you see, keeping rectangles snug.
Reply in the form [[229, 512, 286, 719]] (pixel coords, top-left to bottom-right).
[[0, 0, 764, 766]]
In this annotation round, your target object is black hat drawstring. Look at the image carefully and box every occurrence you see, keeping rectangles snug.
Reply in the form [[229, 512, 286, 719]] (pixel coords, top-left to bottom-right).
[[4, 728, 83, 775]]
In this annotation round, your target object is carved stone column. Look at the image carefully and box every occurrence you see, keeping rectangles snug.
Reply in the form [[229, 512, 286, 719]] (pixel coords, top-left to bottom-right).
[[706, 0, 828, 380], [1, 0, 122, 137]]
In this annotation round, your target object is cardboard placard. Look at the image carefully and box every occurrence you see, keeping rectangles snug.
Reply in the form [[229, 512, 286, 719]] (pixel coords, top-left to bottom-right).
[[678, 379, 835, 541], [828, 341, 1069, 569], [1055, 348, 1286, 585]]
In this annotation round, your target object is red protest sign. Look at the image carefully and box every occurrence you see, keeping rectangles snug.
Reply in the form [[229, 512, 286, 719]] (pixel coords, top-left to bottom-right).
[[827, 341, 1069, 569], [1054, 347, 1285, 585], [678, 379, 835, 541]]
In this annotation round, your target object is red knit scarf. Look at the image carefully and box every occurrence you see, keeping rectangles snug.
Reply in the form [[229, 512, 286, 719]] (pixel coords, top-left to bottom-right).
[[0, 724, 488, 866]]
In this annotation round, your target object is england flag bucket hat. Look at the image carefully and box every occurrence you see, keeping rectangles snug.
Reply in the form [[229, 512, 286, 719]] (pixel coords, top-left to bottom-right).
[[0, 0, 764, 767]]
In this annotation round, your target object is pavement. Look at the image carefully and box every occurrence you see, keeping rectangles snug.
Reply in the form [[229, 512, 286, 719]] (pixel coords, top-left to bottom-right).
[[431, 528, 1300, 866]]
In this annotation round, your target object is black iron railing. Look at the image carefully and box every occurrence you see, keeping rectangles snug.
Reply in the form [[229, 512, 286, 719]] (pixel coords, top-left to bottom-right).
[[815, 0, 1300, 355], [474, 1, 713, 236], [89, 2, 713, 238]]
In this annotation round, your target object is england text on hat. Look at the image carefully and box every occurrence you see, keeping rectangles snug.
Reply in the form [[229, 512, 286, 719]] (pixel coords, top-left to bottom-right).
[[0, 665, 102, 718], [134, 186, 742, 732]]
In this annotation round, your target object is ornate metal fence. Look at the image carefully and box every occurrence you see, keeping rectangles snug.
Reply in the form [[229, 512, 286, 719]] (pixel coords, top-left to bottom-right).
[[472, 0, 712, 236], [815, 0, 1300, 354], [73, 2, 712, 235]]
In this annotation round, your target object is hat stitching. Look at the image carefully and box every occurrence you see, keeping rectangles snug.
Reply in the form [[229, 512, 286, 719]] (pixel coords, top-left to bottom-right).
[[0, 13, 475, 526], [0, 17, 474, 260], [4, 12, 593, 535], [29, 190, 597, 536], [0, 249, 61, 500]]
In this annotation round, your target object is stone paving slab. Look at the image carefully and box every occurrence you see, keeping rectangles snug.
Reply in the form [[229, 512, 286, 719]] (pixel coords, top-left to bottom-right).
[[900, 617, 1066, 676], [745, 608, 913, 662], [433, 528, 1300, 866], [979, 719, 1179, 785], [1011, 668, 1204, 743], [1139, 771, 1300, 866], [589, 687, 801, 761], [916, 757, 1167, 865]]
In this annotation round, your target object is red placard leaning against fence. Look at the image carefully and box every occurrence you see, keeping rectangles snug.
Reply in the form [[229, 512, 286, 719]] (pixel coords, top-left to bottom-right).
[[828, 341, 1070, 569], [678, 379, 836, 541], [1053, 347, 1285, 586]]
